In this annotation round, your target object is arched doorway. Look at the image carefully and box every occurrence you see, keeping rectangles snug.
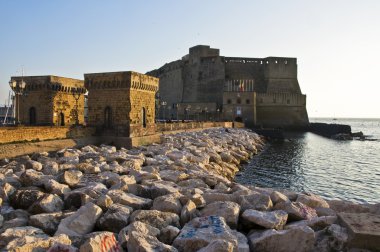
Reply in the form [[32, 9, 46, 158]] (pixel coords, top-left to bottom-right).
[[104, 106, 112, 128], [29, 107, 36, 125], [142, 107, 147, 128], [59, 112, 65, 126]]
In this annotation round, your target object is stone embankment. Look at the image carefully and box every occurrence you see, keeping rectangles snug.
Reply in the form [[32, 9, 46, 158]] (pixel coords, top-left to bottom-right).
[[0, 128, 379, 251]]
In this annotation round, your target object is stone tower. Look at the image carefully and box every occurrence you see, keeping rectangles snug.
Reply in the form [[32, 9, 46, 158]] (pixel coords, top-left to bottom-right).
[[9, 75, 85, 126], [84, 71, 159, 143]]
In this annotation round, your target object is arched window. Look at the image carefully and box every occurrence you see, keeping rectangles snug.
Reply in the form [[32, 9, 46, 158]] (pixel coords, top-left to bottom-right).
[[142, 107, 147, 128], [104, 106, 112, 128], [29, 107, 36, 125]]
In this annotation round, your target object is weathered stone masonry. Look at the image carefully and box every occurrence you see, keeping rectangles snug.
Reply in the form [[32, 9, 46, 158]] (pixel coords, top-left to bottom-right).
[[10, 75, 85, 126], [84, 71, 159, 138]]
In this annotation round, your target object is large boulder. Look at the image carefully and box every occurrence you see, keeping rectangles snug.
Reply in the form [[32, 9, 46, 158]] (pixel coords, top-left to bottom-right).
[[200, 201, 240, 229], [180, 200, 197, 226], [248, 226, 315, 252], [25, 160, 43, 171], [29, 212, 73, 235], [29, 193, 64, 214], [44, 179, 71, 196], [5, 234, 71, 252], [241, 209, 288, 230], [118, 221, 160, 249], [236, 191, 273, 211], [130, 210, 180, 229], [0, 226, 48, 248], [296, 193, 329, 208], [97, 203, 133, 233], [153, 193, 183, 215], [158, 225, 180, 245], [55, 202, 103, 236], [9, 187, 45, 210], [107, 190, 152, 210], [172, 216, 238, 252], [197, 239, 235, 252], [274, 201, 317, 221], [127, 231, 178, 252], [58, 170, 83, 187], [79, 231, 120, 252]]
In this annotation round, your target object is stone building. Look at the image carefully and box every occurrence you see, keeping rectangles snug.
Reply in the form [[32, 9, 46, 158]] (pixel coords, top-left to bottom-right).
[[148, 45, 309, 128], [84, 71, 159, 141], [9, 75, 85, 126]]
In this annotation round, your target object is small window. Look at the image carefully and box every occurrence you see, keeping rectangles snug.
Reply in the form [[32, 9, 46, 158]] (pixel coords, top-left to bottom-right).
[[227, 99, 232, 104], [246, 99, 250, 104], [287, 99, 290, 104], [237, 98, 241, 104]]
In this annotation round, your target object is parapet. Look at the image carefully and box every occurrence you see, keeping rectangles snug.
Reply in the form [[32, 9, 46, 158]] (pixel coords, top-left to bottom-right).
[[189, 45, 220, 58], [10, 75, 85, 94], [84, 71, 158, 92]]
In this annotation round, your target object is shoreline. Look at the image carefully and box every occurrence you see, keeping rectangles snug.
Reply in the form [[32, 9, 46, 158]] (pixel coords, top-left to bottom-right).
[[0, 128, 379, 251]]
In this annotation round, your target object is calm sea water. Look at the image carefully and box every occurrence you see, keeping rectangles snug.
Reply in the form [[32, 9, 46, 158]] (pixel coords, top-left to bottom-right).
[[236, 118, 380, 204]]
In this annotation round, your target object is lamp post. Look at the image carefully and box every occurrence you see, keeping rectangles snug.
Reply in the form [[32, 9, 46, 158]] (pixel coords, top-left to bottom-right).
[[161, 101, 167, 121], [195, 106, 200, 122], [9, 79, 26, 125], [175, 103, 179, 122], [185, 105, 191, 121], [203, 106, 208, 121], [216, 108, 220, 122], [70, 87, 85, 126]]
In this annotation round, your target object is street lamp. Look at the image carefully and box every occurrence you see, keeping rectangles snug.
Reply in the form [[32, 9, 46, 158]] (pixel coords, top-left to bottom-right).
[[9, 79, 27, 125], [185, 105, 191, 121], [161, 101, 167, 121], [216, 108, 220, 122], [203, 106, 208, 121], [70, 87, 85, 126], [175, 103, 179, 122]]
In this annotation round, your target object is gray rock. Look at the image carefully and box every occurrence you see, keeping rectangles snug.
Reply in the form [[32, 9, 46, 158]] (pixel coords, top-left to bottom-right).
[[130, 210, 180, 229], [55, 202, 103, 236], [270, 191, 290, 205], [248, 226, 315, 252], [274, 201, 318, 221], [0, 226, 48, 248], [238, 192, 273, 211], [97, 203, 133, 233], [29, 212, 72, 235], [173, 216, 238, 252], [79, 231, 120, 252], [107, 190, 152, 210], [200, 201, 240, 229], [180, 200, 197, 226], [297, 193, 329, 208], [158, 225, 180, 244], [29, 193, 64, 214], [241, 209, 288, 230], [25, 160, 43, 171], [59, 170, 83, 187], [44, 179, 71, 196], [153, 193, 183, 215], [127, 231, 178, 252], [9, 187, 45, 210], [197, 239, 235, 252]]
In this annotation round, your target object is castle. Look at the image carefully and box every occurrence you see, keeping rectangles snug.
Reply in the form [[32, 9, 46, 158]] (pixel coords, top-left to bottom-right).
[[147, 45, 309, 128]]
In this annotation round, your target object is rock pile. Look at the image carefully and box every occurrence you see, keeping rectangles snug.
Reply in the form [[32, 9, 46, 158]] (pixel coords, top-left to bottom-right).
[[0, 128, 378, 251]]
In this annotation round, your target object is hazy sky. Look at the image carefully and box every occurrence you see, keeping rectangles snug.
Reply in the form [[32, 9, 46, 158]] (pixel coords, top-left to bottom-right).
[[1, 0, 379, 118]]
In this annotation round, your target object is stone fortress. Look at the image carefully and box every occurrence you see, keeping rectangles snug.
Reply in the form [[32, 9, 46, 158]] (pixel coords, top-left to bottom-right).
[[147, 45, 309, 128]]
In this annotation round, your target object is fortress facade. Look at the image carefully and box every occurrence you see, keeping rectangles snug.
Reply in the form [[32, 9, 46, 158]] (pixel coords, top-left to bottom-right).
[[148, 45, 309, 128]]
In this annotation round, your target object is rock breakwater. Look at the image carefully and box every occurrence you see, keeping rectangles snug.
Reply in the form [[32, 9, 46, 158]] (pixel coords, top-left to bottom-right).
[[0, 128, 379, 251]]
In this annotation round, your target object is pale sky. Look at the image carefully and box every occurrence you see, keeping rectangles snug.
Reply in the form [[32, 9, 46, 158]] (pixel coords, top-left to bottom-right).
[[1, 0, 379, 118]]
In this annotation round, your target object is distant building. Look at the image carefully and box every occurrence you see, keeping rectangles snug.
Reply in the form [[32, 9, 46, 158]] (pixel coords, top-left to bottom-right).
[[148, 45, 309, 128], [9, 75, 85, 126]]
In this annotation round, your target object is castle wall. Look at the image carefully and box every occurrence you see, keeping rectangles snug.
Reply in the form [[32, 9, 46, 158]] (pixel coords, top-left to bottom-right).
[[11, 76, 85, 126], [256, 93, 309, 127], [223, 91, 256, 126]]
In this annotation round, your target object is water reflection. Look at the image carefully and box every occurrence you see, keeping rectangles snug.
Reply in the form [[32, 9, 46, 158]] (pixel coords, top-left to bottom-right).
[[236, 128, 380, 204]]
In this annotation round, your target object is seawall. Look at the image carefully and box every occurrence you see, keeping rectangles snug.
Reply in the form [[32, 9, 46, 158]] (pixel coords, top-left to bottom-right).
[[0, 128, 378, 251]]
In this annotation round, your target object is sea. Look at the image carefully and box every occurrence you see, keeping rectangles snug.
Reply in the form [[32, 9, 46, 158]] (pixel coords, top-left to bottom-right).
[[235, 118, 380, 204]]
